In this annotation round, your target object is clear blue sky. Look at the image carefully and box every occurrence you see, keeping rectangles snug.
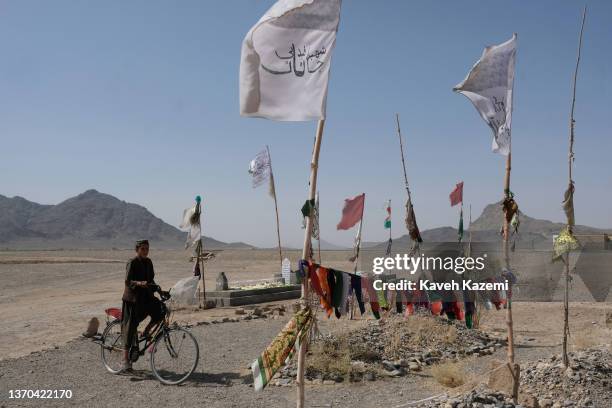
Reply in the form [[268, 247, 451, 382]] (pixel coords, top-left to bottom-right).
[[1, 1, 610, 248]]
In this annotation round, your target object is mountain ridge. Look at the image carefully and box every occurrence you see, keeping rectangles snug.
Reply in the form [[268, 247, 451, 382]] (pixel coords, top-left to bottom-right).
[[369, 202, 610, 250], [0, 190, 252, 250]]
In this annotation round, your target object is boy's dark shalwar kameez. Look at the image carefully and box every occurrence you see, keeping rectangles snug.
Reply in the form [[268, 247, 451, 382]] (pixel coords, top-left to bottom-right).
[[121, 255, 163, 356]]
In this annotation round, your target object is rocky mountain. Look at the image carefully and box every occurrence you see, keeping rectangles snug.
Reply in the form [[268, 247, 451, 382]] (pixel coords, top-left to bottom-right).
[[471, 202, 609, 236], [0, 190, 251, 250], [370, 202, 609, 251]]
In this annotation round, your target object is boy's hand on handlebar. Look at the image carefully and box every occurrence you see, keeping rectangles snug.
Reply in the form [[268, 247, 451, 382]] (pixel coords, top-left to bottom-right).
[[149, 283, 161, 292]]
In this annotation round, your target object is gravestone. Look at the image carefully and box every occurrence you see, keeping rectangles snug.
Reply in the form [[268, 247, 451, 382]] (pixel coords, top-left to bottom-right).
[[216, 272, 229, 291], [281, 258, 292, 284]]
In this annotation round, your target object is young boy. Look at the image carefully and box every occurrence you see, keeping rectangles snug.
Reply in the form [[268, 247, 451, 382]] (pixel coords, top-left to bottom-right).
[[120, 239, 164, 372]]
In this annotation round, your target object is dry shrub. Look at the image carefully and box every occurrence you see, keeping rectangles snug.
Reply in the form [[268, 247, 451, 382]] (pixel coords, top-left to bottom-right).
[[431, 361, 466, 388], [405, 316, 458, 346], [385, 327, 405, 358], [306, 335, 353, 380], [349, 343, 381, 363]]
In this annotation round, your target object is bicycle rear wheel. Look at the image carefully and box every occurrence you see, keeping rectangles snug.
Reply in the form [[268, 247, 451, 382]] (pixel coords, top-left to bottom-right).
[[150, 326, 199, 385], [100, 320, 124, 374]]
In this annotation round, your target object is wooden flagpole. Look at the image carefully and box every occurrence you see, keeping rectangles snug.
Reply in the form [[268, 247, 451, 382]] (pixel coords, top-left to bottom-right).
[[198, 241, 206, 307], [502, 150, 520, 402], [563, 5, 587, 368], [388, 199, 392, 248], [316, 192, 322, 264], [196, 198, 206, 308], [502, 153, 515, 365], [395, 114, 412, 201], [297, 118, 325, 408], [266, 145, 283, 270], [500, 32, 519, 401]]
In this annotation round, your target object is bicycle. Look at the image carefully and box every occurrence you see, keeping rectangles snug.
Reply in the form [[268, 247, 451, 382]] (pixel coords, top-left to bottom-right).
[[98, 286, 199, 385]]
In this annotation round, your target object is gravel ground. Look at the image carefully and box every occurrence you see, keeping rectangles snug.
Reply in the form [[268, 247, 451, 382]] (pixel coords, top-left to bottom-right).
[[0, 315, 567, 408]]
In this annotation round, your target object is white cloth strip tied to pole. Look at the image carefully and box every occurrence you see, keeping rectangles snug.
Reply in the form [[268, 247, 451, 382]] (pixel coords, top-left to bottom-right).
[[180, 196, 202, 249], [454, 34, 517, 156], [239, 0, 341, 121]]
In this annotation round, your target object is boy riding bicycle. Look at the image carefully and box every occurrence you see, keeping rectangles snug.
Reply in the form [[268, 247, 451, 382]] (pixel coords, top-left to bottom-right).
[[121, 239, 168, 372]]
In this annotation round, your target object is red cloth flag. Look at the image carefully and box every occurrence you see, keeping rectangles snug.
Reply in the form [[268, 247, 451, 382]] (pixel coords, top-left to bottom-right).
[[449, 182, 463, 207], [337, 193, 365, 230]]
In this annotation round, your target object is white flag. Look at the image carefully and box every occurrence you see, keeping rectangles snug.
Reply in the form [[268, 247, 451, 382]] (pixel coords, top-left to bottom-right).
[[180, 205, 201, 248], [248, 149, 271, 188], [239, 0, 341, 121], [454, 34, 517, 156], [249, 148, 277, 198]]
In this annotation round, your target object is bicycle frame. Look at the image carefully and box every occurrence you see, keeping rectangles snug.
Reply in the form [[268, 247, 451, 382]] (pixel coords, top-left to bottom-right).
[[132, 300, 173, 358]]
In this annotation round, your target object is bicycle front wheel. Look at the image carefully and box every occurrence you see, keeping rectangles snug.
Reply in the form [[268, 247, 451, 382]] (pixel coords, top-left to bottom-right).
[[150, 326, 199, 385]]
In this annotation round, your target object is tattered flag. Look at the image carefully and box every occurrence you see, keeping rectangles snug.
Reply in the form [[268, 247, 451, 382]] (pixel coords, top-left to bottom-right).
[[454, 34, 517, 156]]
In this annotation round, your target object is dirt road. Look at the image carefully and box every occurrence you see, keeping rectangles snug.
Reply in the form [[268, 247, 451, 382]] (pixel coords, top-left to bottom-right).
[[0, 313, 572, 408]]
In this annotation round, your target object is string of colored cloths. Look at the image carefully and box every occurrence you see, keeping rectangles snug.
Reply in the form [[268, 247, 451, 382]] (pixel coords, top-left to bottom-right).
[[298, 260, 513, 328], [299, 260, 384, 319], [251, 307, 314, 391], [478, 270, 517, 311]]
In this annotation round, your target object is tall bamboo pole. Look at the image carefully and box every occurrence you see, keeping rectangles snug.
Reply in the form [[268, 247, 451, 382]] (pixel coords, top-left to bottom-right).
[[266, 145, 283, 271], [198, 242, 206, 307], [563, 6, 587, 368], [500, 31, 519, 400], [316, 192, 322, 264], [502, 153, 515, 367], [196, 198, 206, 308], [296, 119, 325, 408], [395, 114, 412, 200], [502, 153, 520, 401]]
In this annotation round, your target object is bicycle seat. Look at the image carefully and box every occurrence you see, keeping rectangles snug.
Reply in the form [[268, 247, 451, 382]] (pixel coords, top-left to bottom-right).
[[105, 307, 122, 320]]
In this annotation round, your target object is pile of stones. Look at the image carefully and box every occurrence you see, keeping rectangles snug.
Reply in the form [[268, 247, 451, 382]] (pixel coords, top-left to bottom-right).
[[196, 304, 288, 325], [270, 314, 504, 385], [518, 347, 611, 408], [420, 387, 518, 408], [419, 347, 611, 408]]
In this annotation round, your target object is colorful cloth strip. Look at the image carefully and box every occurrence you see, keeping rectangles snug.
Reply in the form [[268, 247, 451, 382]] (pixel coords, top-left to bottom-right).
[[251, 307, 313, 391]]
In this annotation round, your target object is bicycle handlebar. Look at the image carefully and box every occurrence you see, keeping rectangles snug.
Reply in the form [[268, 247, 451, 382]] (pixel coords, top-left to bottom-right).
[[145, 283, 171, 301]]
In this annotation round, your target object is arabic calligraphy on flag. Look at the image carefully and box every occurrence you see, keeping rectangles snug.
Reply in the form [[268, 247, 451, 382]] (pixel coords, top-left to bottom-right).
[[454, 34, 517, 156], [239, 0, 341, 121], [248, 149, 276, 198]]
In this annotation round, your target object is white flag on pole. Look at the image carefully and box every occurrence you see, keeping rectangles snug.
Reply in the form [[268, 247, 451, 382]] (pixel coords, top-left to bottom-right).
[[248, 149, 271, 188], [180, 205, 201, 249], [239, 0, 341, 121], [454, 34, 517, 156], [249, 148, 276, 198]]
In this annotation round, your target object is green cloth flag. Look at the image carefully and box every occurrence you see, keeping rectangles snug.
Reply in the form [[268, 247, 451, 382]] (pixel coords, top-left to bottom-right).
[[384, 200, 391, 229]]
